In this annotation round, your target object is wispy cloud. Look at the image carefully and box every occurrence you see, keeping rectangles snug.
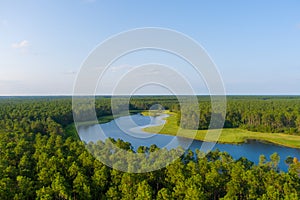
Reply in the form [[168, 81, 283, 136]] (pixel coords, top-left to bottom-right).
[[11, 40, 30, 49]]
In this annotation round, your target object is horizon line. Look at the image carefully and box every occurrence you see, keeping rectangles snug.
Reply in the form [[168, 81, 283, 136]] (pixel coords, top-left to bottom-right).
[[1, 94, 300, 97]]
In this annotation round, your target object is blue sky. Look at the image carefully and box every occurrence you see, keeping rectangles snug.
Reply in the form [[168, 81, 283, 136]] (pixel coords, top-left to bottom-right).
[[0, 0, 300, 95]]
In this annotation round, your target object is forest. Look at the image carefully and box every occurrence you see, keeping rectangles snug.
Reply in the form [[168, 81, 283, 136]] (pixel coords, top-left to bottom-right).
[[176, 96, 300, 134], [1, 96, 300, 199]]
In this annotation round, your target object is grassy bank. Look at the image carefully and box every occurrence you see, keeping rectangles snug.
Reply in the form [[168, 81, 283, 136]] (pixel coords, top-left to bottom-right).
[[142, 111, 300, 149]]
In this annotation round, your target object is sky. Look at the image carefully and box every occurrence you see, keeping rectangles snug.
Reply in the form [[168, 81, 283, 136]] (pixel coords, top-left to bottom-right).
[[0, 0, 300, 95]]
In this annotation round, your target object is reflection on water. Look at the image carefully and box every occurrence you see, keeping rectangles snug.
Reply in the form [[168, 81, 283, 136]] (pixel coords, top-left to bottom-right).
[[78, 114, 300, 172]]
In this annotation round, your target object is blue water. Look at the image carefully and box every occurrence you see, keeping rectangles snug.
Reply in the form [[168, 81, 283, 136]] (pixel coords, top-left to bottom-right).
[[78, 113, 300, 172]]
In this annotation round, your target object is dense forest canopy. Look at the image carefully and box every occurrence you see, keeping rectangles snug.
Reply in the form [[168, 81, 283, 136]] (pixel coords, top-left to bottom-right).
[[1, 96, 300, 199], [2, 95, 300, 134], [175, 96, 300, 134]]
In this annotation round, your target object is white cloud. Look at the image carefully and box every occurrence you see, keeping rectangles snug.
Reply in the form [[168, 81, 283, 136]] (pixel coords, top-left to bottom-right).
[[11, 40, 30, 49]]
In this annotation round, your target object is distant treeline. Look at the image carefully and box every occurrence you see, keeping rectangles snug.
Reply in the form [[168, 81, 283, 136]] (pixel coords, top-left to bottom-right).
[[2, 96, 300, 133], [116, 95, 300, 134], [1, 96, 300, 136], [176, 96, 300, 134]]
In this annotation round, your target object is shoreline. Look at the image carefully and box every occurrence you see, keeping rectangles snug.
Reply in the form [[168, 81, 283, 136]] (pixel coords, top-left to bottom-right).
[[66, 110, 300, 149], [142, 111, 300, 149]]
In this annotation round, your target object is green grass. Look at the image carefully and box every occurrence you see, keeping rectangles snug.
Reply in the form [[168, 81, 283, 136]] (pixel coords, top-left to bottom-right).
[[140, 110, 165, 117], [142, 111, 300, 149]]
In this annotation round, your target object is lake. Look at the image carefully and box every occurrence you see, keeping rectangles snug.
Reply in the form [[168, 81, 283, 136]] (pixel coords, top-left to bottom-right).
[[78, 113, 300, 172]]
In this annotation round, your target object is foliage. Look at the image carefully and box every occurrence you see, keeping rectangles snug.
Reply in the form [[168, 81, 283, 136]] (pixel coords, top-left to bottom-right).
[[0, 96, 300, 199], [176, 96, 300, 134]]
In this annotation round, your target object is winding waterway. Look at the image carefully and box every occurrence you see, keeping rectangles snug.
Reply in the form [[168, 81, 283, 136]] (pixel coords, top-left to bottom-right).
[[78, 113, 300, 172]]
